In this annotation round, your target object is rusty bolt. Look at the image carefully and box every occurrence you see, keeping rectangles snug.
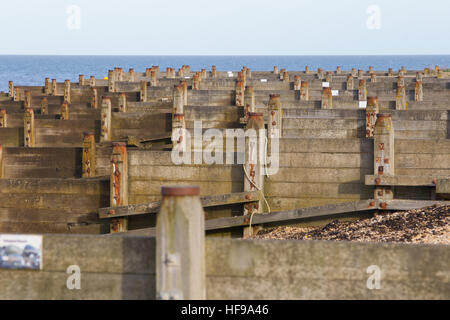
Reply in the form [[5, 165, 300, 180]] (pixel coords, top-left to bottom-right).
[[380, 202, 387, 210], [108, 209, 115, 215], [369, 201, 376, 207], [375, 178, 381, 185], [432, 178, 437, 185], [245, 194, 251, 200]]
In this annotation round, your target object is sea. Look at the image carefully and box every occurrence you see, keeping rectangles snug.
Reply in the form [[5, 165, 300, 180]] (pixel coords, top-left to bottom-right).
[[0, 55, 449, 92]]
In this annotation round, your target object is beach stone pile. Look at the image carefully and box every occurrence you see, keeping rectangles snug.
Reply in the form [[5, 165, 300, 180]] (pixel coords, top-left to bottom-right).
[[254, 205, 450, 244]]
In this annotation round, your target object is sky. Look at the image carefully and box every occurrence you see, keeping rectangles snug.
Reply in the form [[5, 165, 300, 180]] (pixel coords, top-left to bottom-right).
[[0, 0, 449, 55]]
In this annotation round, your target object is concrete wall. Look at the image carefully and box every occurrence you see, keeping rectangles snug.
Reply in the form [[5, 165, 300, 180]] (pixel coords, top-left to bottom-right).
[[0, 235, 448, 299]]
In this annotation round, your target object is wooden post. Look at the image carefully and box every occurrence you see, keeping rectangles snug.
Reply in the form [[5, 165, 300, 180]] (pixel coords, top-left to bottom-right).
[[40, 98, 48, 115], [0, 109, 7, 128], [180, 80, 188, 105], [317, 68, 324, 80], [108, 70, 115, 92], [336, 66, 342, 74], [325, 72, 332, 83], [8, 81, 14, 98], [396, 86, 406, 110], [424, 67, 430, 76], [60, 101, 69, 120], [244, 86, 255, 122], [0, 144, 3, 178], [293, 75, 301, 91], [91, 88, 98, 109], [416, 72, 423, 82], [351, 68, 357, 77], [201, 68, 207, 79], [192, 74, 200, 90], [140, 80, 147, 102], [397, 76, 405, 87], [110, 142, 128, 233], [235, 80, 245, 107], [300, 81, 309, 101], [374, 114, 395, 202], [156, 185, 206, 300], [150, 70, 158, 87], [415, 81, 423, 102], [64, 80, 71, 103], [366, 96, 379, 138], [246, 68, 252, 79], [173, 84, 184, 115], [358, 79, 367, 101], [321, 87, 333, 109], [388, 68, 393, 76], [79, 75, 85, 86], [369, 66, 374, 74], [129, 68, 135, 82], [347, 75, 354, 90], [51, 79, 57, 96], [24, 90, 31, 108], [305, 66, 309, 74], [44, 78, 50, 95], [117, 93, 127, 112], [24, 108, 35, 147], [268, 94, 282, 138], [370, 73, 376, 83], [89, 76, 96, 87], [211, 65, 217, 78], [273, 66, 279, 74], [282, 71, 289, 83], [100, 97, 112, 142], [82, 132, 96, 178], [358, 69, 364, 78], [14, 87, 21, 102], [243, 112, 265, 238]]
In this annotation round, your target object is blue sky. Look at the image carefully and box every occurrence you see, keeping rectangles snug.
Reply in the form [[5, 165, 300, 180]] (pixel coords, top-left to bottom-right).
[[0, 0, 448, 55]]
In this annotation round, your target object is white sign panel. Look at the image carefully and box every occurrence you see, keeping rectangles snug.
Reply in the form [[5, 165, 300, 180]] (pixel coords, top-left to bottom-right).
[[260, 79, 267, 82], [0, 234, 42, 270], [322, 82, 330, 88], [227, 72, 234, 77], [332, 90, 339, 96], [359, 101, 367, 109]]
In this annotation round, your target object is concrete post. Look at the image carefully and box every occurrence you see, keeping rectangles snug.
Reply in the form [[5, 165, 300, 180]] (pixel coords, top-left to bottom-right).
[[373, 113, 395, 201], [173, 84, 184, 115], [336, 66, 342, 74], [51, 79, 57, 96], [370, 73, 377, 83], [235, 80, 245, 107], [317, 68, 324, 80], [293, 75, 301, 90], [79, 75, 85, 86], [91, 88, 98, 109], [180, 80, 188, 105], [300, 81, 309, 101], [82, 132, 96, 178], [321, 87, 333, 109], [325, 72, 332, 83], [211, 65, 217, 78], [366, 96, 379, 138], [0, 109, 7, 128], [244, 86, 255, 122], [415, 81, 423, 102], [24, 108, 35, 148], [64, 80, 71, 103], [150, 70, 158, 87], [89, 76, 96, 87], [358, 79, 367, 101], [358, 69, 364, 78], [8, 81, 14, 98], [44, 78, 50, 95], [119, 93, 127, 112], [40, 98, 48, 115], [396, 86, 406, 110], [268, 94, 282, 138], [129, 68, 135, 82], [110, 142, 128, 233], [60, 101, 69, 120], [346, 75, 354, 90], [140, 80, 147, 102], [156, 185, 206, 300], [108, 70, 115, 92], [192, 74, 200, 90], [243, 112, 265, 238], [100, 97, 112, 142], [305, 66, 310, 74], [24, 90, 31, 108], [273, 66, 279, 74]]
